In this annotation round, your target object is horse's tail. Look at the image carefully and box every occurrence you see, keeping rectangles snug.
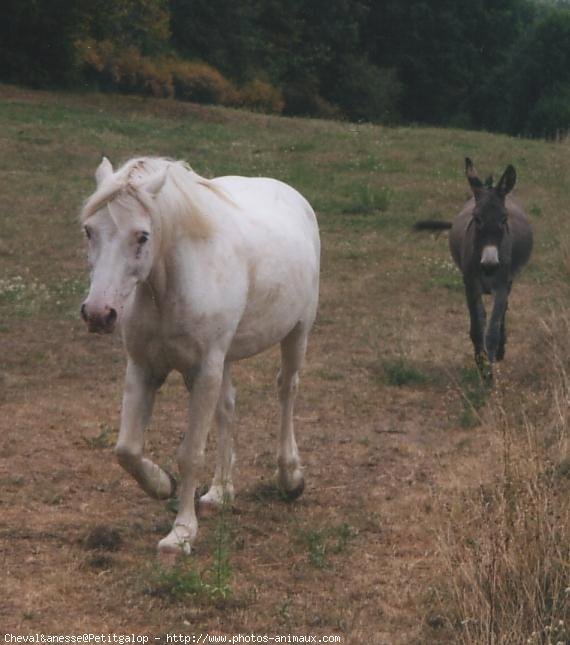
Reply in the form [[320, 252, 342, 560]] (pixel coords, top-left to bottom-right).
[[413, 220, 452, 231]]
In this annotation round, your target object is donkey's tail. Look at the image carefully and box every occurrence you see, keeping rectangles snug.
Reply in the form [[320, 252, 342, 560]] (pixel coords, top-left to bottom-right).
[[413, 219, 452, 231]]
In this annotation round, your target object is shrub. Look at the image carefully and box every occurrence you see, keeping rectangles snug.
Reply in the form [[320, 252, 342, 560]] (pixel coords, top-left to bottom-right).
[[282, 76, 341, 119], [171, 60, 237, 105], [238, 78, 284, 114], [76, 39, 173, 98]]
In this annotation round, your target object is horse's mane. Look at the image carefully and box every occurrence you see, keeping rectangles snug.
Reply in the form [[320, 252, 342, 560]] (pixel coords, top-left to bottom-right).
[[80, 157, 234, 251]]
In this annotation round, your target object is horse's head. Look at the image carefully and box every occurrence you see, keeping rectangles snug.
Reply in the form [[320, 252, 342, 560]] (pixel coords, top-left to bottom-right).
[[80, 157, 167, 334], [465, 158, 515, 274]]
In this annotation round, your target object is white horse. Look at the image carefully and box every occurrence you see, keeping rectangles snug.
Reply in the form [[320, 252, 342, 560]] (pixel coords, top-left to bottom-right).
[[80, 156, 320, 555]]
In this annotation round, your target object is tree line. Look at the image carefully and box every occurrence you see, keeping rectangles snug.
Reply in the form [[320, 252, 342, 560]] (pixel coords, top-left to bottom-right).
[[1, 0, 570, 138]]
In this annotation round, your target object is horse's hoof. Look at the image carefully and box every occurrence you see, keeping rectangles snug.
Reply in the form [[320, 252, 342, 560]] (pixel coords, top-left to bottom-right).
[[277, 468, 305, 501], [157, 524, 194, 557], [281, 476, 305, 501], [165, 470, 178, 498], [198, 485, 234, 516]]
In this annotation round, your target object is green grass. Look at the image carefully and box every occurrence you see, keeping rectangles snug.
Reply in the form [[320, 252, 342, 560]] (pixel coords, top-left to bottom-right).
[[369, 357, 430, 387], [383, 358, 429, 387], [457, 366, 488, 428], [298, 523, 356, 569], [147, 503, 233, 602]]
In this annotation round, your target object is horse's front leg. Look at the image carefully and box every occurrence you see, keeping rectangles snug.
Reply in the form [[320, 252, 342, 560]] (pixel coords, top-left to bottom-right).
[[114, 360, 175, 499], [486, 287, 509, 364], [158, 352, 225, 555]]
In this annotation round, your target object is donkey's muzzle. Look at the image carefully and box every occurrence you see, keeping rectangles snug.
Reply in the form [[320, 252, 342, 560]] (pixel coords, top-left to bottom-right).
[[481, 263, 498, 277], [81, 303, 117, 334], [480, 245, 500, 275]]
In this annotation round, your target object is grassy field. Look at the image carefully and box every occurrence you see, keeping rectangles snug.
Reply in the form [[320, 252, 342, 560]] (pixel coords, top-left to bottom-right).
[[0, 84, 569, 643]]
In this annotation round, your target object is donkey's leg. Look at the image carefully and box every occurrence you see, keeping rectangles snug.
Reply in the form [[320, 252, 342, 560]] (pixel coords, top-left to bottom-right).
[[199, 362, 236, 512], [276, 324, 308, 499], [496, 308, 508, 362], [496, 284, 511, 362], [114, 359, 174, 500], [486, 288, 509, 363], [158, 351, 225, 555], [465, 280, 487, 371]]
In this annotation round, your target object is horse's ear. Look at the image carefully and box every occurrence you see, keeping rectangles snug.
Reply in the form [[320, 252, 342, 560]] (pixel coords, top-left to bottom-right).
[[496, 165, 516, 198], [142, 168, 168, 197], [465, 157, 484, 200], [95, 156, 113, 186]]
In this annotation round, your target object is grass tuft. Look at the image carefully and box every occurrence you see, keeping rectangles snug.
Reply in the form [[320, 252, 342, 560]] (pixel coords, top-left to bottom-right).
[[371, 357, 429, 387], [299, 523, 356, 569]]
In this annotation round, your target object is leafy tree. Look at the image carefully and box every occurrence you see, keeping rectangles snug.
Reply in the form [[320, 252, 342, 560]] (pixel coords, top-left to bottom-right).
[[364, 0, 532, 126], [496, 7, 570, 137], [0, 0, 85, 86], [169, 0, 258, 82]]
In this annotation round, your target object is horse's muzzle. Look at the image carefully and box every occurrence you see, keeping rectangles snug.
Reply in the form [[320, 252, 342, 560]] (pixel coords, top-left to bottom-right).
[[81, 303, 117, 334]]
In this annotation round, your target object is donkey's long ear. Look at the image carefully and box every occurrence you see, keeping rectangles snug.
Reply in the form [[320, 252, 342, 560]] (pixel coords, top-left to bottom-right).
[[465, 157, 484, 200], [95, 156, 113, 186], [141, 167, 168, 197], [496, 165, 516, 199]]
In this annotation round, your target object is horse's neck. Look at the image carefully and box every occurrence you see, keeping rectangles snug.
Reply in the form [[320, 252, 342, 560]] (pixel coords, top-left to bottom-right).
[[137, 256, 170, 310]]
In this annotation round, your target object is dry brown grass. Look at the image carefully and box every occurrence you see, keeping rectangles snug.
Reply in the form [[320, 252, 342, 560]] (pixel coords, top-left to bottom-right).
[[423, 310, 570, 644]]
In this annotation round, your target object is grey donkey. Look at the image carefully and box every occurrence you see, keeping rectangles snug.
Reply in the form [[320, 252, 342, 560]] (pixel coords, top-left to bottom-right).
[[415, 158, 533, 377]]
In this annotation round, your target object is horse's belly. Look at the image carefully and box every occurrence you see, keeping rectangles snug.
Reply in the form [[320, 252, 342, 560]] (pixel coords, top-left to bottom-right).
[[228, 317, 298, 360], [228, 278, 318, 360]]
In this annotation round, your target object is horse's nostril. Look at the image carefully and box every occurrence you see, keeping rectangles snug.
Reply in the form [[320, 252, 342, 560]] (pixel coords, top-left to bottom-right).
[[106, 308, 117, 326], [80, 303, 88, 321]]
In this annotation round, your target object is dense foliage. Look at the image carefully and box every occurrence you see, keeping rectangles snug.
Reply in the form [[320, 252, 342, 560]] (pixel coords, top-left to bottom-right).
[[1, 0, 569, 137]]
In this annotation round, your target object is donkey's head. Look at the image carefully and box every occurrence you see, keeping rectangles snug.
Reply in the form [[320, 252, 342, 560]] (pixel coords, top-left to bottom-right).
[[465, 158, 515, 274], [80, 157, 167, 334]]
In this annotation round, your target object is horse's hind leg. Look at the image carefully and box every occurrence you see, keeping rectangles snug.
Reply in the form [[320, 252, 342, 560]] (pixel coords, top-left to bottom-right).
[[114, 359, 175, 499], [276, 324, 308, 499], [199, 363, 236, 513]]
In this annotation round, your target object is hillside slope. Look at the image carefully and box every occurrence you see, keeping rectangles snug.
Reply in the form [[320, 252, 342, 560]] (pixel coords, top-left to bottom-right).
[[0, 85, 568, 643]]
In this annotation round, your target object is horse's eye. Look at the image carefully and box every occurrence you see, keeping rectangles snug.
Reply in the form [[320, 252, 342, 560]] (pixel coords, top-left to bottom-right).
[[137, 232, 149, 245], [84, 226, 92, 240]]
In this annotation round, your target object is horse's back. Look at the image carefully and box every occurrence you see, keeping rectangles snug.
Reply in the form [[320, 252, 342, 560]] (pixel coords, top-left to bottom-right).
[[212, 175, 319, 243]]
